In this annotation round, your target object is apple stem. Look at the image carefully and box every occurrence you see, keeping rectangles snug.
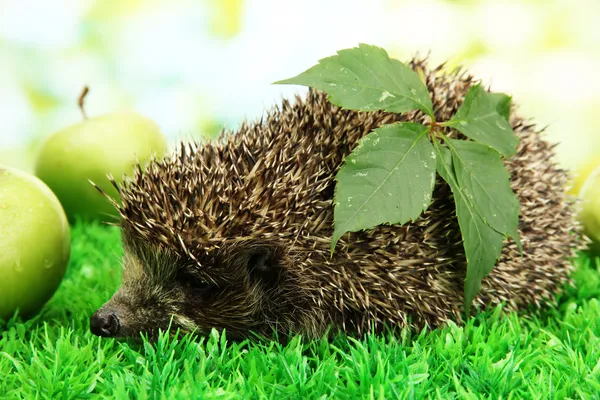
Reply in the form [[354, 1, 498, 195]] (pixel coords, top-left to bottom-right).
[[78, 86, 90, 120]]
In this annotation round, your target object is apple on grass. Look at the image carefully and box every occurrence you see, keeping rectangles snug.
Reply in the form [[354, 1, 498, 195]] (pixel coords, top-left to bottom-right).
[[35, 102, 168, 222], [0, 167, 70, 321]]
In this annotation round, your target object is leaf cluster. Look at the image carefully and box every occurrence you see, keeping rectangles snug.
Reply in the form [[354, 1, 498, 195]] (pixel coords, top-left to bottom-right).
[[276, 44, 522, 313]]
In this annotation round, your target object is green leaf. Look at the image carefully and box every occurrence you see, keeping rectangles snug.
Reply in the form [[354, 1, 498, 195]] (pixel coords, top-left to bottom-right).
[[275, 43, 434, 117], [447, 84, 518, 157], [488, 92, 512, 120], [331, 123, 436, 252], [446, 138, 522, 251], [434, 141, 504, 314]]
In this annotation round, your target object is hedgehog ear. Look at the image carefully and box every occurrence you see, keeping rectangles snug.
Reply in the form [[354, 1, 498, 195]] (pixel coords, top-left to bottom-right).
[[245, 245, 280, 284]]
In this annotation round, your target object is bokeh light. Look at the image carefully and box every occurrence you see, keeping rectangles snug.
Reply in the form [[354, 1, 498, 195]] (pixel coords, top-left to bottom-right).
[[1, 0, 598, 172]]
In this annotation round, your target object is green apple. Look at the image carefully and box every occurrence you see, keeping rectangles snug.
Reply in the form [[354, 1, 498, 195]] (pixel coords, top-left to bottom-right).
[[34, 112, 168, 222], [579, 164, 600, 249], [0, 167, 70, 320], [567, 158, 600, 197]]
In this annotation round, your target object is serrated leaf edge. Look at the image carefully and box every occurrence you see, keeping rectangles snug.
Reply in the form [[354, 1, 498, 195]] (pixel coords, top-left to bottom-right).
[[330, 123, 433, 254], [445, 84, 518, 157], [444, 138, 522, 252], [432, 138, 504, 315], [274, 44, 434, 117]]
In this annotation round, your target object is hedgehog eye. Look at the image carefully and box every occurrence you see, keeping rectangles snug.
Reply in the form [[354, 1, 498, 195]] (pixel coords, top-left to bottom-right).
[[188, 280, 217, 300], [192, 280, 212, 291], [178, 271, 214, 292]]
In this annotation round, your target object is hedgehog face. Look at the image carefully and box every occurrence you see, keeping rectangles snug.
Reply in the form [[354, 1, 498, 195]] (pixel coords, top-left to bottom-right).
[[90, 238, 292, 340]]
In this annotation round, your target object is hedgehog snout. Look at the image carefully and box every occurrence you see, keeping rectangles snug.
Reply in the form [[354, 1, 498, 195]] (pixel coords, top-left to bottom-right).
[[90, 309, 121, 337]]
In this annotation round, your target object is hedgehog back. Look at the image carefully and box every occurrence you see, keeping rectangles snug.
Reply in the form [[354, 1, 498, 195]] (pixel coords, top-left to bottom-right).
[[117, 61, 582, 335]]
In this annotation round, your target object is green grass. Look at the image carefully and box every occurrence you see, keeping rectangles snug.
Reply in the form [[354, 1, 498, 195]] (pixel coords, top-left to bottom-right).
[[1, 223, 600, 399]]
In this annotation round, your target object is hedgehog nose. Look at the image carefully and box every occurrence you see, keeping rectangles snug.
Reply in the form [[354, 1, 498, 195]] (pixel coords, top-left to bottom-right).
[[90, 311, 120, 337]]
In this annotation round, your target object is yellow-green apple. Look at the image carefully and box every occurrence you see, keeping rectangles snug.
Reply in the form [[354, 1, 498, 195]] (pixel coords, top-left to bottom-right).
[[35, 112, 168, 222], [0, 167, 70, 320]]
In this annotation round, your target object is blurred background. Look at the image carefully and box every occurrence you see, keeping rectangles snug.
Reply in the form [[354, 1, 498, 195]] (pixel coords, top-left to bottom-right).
[[0, 0, 598, 173]]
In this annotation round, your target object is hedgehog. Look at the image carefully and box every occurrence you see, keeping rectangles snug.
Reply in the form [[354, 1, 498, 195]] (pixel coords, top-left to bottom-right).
[[89, 58, 583, 341]]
